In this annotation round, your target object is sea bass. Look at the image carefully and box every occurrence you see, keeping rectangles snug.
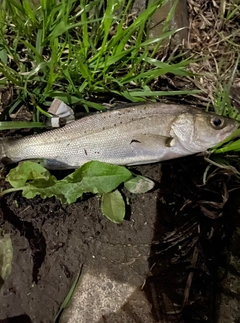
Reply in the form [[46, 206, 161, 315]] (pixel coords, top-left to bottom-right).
[[0, 103, 238, 169]]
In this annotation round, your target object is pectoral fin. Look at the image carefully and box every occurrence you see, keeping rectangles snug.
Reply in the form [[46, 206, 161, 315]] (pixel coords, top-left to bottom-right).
[[129, 134, 175, 149], [125, 133, 176, 166]]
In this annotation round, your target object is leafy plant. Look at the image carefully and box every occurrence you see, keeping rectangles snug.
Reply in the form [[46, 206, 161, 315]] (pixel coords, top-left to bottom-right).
[[0, 161, 154, 223]]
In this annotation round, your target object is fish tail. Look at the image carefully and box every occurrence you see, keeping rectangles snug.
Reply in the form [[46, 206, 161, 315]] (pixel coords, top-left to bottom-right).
[[0, 138, 11, 166]]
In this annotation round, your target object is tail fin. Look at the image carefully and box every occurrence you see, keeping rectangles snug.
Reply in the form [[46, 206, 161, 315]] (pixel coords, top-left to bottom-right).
[[0, 138, 12, 167]]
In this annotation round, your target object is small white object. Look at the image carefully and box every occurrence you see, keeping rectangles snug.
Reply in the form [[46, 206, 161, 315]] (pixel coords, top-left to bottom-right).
[[50, 117, 61, 128], [47, 98, 75, 127]]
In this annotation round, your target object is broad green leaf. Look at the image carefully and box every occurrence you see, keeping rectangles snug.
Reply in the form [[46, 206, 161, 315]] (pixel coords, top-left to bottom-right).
[[2, 161, 132, 205], [124, 175, 155, 193], [21, 180, 84, 204], [6, 161, 55, 188], [0, 230, 13, 288], [101, 189, 125, 223], [67, 161, 132, 193]]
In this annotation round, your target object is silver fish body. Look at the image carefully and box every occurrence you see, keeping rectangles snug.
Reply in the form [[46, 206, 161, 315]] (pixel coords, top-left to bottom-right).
[[0, 103, 238, 169]]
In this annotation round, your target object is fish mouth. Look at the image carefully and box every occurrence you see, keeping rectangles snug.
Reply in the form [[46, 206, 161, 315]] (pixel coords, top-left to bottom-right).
[[217, 122, 239, 143]]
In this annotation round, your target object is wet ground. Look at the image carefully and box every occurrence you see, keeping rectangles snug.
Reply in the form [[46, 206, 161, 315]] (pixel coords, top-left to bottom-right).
[[1, 155, 239, 323]]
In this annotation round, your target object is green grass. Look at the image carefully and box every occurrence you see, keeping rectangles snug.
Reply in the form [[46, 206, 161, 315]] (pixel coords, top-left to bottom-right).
[[0, 0, 197, 124], [210, 92, 240, 155], [210, 55, 240, 154]]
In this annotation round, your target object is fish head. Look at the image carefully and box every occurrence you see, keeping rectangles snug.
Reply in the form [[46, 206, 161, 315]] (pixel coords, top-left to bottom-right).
[[170, 109, 239, 153]]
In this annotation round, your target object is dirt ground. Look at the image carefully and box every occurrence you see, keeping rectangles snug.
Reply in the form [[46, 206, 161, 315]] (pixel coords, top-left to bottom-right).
[[0, 155, 239, 323]]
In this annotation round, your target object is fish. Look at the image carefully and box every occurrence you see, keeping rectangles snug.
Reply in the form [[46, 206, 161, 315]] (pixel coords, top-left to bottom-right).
[[0, 103, 238, 169]]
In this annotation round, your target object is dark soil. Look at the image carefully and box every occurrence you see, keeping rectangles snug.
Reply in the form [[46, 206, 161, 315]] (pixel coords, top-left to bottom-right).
[[0, 156, 239, 323]]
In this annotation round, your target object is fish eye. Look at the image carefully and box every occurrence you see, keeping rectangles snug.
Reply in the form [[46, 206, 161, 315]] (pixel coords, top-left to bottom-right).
[[210, 116, 225, 129]]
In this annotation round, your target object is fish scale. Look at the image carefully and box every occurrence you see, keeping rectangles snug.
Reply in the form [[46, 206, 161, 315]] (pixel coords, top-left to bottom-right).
[[0, 103, 238, 169]]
